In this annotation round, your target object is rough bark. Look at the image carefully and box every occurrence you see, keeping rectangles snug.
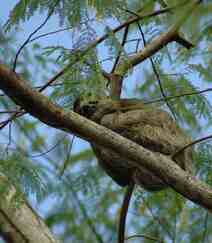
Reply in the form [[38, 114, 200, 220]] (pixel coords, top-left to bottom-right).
[[0, 64, 211, 212], [0, 174, 59, 243]]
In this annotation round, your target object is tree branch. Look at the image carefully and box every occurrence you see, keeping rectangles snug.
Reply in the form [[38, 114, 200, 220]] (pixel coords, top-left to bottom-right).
[[173, 134, 212, 161], [115, 1, 199, 77], [0, 64, 211, 212], [118, 182, 134, 243], [0, 174, 59, 243], [135, 19, 176, 119], [13, 0, 60, 72]]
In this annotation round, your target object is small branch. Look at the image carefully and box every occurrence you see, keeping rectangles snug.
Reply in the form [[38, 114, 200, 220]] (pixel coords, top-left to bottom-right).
[[13, 0, 60, 72], [157, 0, 194, 49], [134, 16, 176, 119], [70, 187, 104, 243], [110, 26, 129, 98], [0, 83, 63, 96], [30, 135, 67, 158], [0, 110, 24, 130], [115, 1, 200, 77], [140, 194, 173, 239], [36, 4, 179, 85], [173, 134, 212, 161], [87, 4, 176, 54], [0, 110, 21, 114], [111, 25, 129, 73], [29, 19, 95, 43], [126, 234, 163, 242], [118, 182, 134, 243], [59, 135, 75, 176], [144, 87, 212, 105], [175, 34, 194, 49]]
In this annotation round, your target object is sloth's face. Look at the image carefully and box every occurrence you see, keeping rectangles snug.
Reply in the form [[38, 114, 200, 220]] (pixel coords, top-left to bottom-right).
[[73, 98, 98, 118]]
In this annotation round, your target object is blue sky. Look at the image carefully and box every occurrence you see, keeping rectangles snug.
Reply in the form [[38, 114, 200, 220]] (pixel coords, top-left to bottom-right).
[[1, 1, 72, 48]]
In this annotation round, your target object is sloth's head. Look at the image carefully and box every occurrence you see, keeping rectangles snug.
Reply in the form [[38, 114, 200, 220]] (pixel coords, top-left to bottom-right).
[[73, 98, 99, 118]]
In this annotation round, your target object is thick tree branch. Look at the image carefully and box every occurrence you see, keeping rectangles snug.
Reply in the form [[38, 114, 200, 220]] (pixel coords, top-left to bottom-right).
[[0, 174, 59, 243], [0, 64, 211, 212]]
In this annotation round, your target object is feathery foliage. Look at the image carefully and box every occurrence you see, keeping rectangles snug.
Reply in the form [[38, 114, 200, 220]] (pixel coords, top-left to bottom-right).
[[0, 0, 212, 242]]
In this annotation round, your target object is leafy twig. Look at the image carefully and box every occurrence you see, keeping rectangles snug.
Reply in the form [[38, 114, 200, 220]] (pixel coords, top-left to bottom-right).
[[13, 0, 60, 72]]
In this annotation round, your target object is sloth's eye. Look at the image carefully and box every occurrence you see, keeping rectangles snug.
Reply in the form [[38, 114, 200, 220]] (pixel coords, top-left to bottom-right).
[[88, 101, 98, 105], [80, 104, 97, 118]]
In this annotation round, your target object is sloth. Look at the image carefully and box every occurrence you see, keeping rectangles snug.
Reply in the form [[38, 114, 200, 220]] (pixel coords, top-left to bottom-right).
[[74, 98, 193, 191]]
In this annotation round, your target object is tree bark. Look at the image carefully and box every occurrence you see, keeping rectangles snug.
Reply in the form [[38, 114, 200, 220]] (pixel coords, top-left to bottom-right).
[[0, 174, 59, 243]]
